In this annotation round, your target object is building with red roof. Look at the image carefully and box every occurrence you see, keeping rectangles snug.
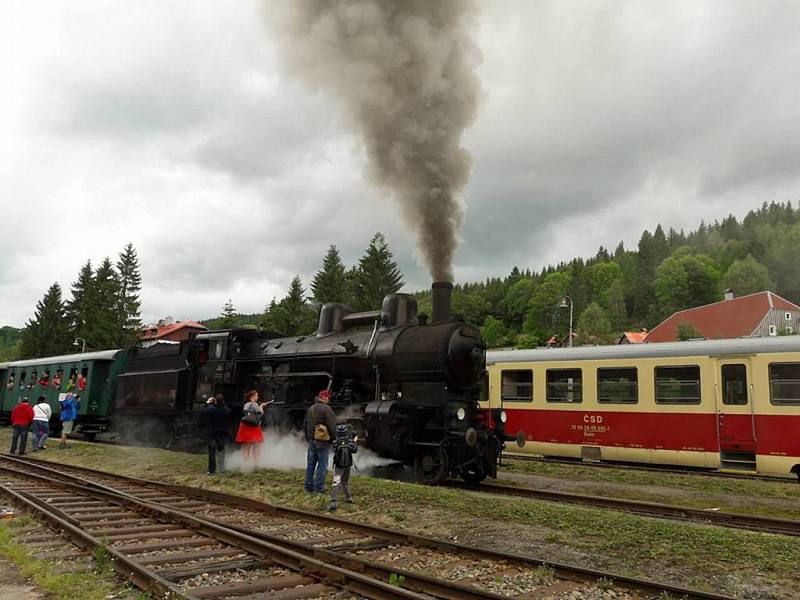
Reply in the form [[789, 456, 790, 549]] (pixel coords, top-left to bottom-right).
[[617, 330, 648, 344], [139, 317, 207, 347], [645, 291, 800, 343]]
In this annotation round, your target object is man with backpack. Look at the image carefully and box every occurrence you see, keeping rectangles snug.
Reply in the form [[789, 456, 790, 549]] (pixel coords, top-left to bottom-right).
[[328, 423, 358, 512], [303, 389, 337, 493]]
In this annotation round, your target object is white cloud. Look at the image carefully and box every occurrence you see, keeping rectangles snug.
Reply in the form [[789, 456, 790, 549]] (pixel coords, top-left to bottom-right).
[[2, 1, 799, 326]]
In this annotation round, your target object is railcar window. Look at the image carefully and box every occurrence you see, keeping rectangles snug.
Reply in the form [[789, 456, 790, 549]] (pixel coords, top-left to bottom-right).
[[501, 370, 533, 402], [546, 369, 582, 403], [654, 366, 701, 404], [721, 364, 748, 405], [597, 368, 638, 404], [769, 363, 800, 405]]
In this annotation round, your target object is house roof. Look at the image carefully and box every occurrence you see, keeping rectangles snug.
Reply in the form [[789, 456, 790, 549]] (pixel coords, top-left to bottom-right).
[[618, 331, 648, 344], [140, 321, 207, 340], [645, 291, 800, 343]]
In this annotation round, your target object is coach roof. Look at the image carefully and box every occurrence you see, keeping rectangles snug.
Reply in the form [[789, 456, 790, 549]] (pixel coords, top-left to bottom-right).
[[487, 336, 800, 365], [5, 350, 121, 368]]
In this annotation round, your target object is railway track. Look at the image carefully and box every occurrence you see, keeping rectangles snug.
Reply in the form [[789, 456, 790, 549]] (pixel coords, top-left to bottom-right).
[[445, 480, 800, 537], [0, 455, 734, 600], [503, 453, 799, 483]]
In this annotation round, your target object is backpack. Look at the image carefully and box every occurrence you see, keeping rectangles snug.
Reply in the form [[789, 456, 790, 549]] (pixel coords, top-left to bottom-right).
[[313, 423, 330, 442], [333, 440, 353, 468]]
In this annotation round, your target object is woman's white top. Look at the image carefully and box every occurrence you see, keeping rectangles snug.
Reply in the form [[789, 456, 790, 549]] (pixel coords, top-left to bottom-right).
[[33, 403, 52, 421]]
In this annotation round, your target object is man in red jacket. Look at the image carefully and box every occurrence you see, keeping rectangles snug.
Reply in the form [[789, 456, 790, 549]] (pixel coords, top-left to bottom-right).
[[10, 397, 34, 455]]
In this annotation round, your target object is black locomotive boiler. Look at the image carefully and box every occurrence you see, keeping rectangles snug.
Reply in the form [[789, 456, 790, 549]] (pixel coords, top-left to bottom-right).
[[116, 283, 500, 484]]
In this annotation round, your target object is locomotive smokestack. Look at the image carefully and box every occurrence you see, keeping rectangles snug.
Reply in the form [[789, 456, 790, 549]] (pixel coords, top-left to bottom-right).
[[431, 282, 453, 324]]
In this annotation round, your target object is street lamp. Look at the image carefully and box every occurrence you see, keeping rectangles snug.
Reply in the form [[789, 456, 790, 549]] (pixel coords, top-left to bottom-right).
[[559, 296, 574, 348], [73, 338, 86, 353]]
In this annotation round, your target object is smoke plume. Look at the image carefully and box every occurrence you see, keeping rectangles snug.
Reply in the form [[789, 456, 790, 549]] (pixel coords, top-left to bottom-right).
[[269, 1, 481, 282]]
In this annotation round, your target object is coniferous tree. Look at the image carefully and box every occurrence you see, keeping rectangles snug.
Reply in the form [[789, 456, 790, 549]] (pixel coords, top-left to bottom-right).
[[268, 277, 316, 336], [66, 261, 94, 341], [83, 258, 121, 350], [220, 299, 237, 329], [311, 245, 348, 305], [115, 243, 143, 346], [352, 233, 403, 311], [20, 283, 72, 358]]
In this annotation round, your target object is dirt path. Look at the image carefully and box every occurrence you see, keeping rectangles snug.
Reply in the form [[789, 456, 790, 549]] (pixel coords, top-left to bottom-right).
[[0, 556, 48, 600]]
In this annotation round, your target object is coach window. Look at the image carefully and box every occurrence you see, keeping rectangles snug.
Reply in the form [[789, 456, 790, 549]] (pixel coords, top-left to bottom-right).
[[769, 363, 800, 405], [654, 366, 701, 404], [721, 364, 748, 405], [501, 370, 533, 402], [547, 369, 582, 403], [597, 368, 638, 404]]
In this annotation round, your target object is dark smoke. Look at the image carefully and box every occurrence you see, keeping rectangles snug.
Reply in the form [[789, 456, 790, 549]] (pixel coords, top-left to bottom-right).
[[269, 1, 481, 282]]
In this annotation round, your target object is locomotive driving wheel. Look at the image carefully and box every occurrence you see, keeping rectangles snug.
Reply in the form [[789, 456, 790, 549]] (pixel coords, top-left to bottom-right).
[[459, 465, 486, 484], [414, 447, 449, 485]]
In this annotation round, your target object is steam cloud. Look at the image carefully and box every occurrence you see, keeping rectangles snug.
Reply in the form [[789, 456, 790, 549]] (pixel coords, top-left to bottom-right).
[[225, 430, 398, 473], [269, 0, 481, 281]]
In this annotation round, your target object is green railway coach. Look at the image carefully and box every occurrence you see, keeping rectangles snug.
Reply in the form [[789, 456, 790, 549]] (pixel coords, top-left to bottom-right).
[[0, 350, 128, 438]]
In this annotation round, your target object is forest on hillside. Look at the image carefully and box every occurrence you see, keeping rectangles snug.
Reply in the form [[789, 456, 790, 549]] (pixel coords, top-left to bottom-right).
[[3, 201, 799, 360], [209, 201, 800, 349]]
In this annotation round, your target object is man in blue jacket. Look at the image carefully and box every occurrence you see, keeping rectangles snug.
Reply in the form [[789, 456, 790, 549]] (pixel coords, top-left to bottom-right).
[[59, 392, 80, 449]]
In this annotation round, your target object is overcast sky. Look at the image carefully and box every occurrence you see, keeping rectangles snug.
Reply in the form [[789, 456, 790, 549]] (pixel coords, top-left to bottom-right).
[[2, 1, 799, 327]]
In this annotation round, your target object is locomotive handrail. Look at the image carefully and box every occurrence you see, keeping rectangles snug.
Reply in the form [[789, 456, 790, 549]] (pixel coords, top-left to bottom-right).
[[254, 370, 332, 380]]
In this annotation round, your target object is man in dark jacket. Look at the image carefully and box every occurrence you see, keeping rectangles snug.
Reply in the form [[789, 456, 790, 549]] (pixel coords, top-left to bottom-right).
[[10, 398, 34, 455], [198, 394, 231, 475], [303, 389, 337, 493]]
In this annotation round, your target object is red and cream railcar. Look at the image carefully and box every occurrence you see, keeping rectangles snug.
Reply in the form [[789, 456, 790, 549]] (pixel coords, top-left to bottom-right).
[[484, 337, 800, 479]]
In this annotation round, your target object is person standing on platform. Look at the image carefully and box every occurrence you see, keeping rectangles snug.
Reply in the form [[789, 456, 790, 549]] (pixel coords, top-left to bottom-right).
[[31, 396, 52, 452], [303, 389, 337, 494], [199, 394, 231, 475], [9, 398, 34, 455], [234, 390, 264, 467], [58, 392, 80, 449]]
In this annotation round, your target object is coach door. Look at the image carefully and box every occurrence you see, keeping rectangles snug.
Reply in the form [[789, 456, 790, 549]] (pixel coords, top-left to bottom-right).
[[715, 360, 757, 470]]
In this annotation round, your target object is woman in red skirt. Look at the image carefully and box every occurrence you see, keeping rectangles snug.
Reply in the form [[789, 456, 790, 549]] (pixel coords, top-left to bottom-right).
[[235, 390, 264, 466]]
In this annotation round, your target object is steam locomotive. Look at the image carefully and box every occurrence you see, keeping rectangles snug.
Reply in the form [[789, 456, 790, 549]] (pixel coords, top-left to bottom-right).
[[111, 282, 502, 484]]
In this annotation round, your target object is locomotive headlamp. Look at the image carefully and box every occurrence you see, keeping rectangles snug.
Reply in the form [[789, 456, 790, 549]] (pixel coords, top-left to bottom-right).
[[500, 410, 508, 424], [456, 407, 466, 421]]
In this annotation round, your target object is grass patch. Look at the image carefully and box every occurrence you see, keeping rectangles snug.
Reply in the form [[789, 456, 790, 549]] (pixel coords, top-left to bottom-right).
[[0, 518, 141, 600], [501, 458, 800, 500], [498, 457, 800, 520], [2, 428, 799, 596]]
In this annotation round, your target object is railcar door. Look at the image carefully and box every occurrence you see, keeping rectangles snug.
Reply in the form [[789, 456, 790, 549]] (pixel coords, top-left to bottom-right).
[[715, 360, 756, 471]]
